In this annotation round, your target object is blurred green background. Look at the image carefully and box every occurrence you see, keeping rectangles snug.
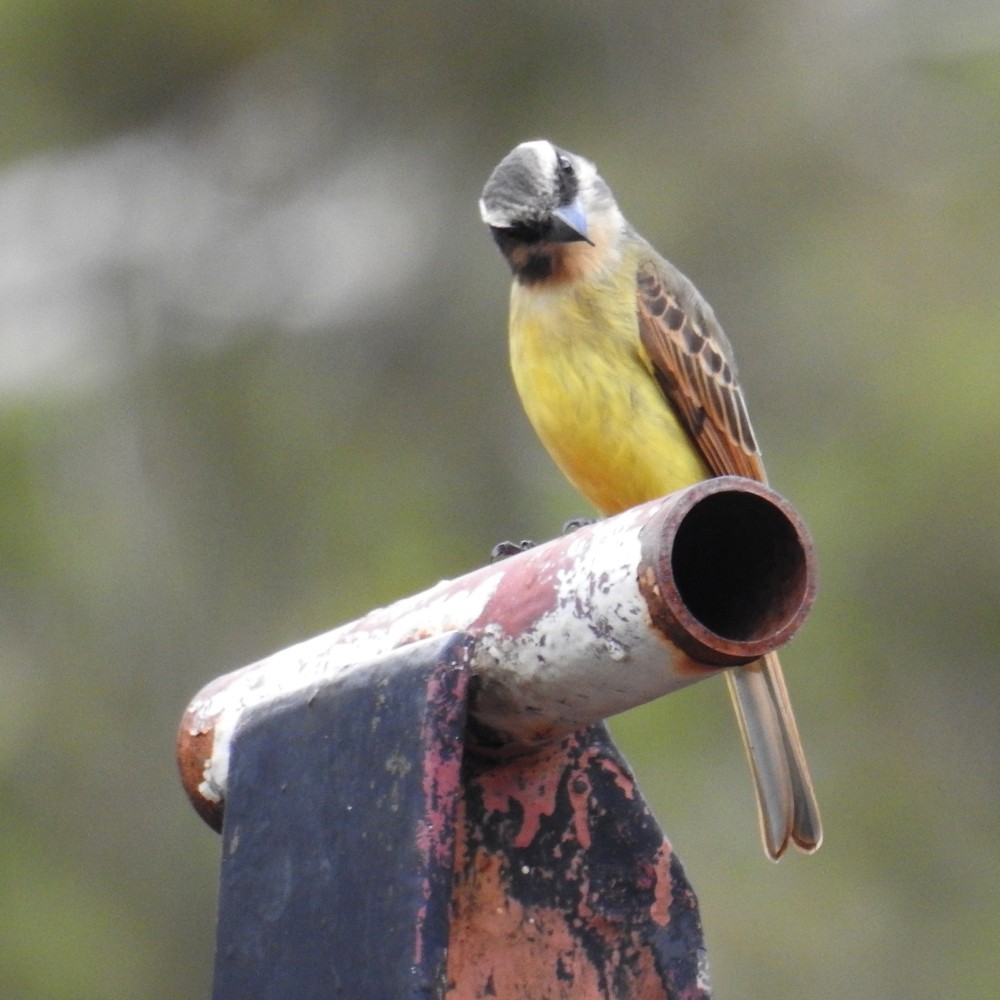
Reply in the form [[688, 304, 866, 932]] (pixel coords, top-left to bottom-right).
[[1, 2, 997, 997]]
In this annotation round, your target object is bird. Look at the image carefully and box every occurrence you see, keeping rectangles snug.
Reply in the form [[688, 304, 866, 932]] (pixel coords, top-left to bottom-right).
[[479, 139, 821, 859]]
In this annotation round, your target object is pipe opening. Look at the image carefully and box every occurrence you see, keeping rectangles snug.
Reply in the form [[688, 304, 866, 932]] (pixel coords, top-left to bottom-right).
[[671, 490, 808, 642]]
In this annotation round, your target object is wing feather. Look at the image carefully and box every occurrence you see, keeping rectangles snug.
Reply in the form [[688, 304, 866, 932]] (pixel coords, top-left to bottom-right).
[[637, 259, 762, 480]]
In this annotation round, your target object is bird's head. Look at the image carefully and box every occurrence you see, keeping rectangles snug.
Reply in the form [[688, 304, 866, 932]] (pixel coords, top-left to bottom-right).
[[480, 140, 623, 285]]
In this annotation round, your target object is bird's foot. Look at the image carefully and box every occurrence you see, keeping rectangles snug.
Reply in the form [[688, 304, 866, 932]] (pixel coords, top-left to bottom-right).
[[560, 517, 596, 535], [490, 539, 536, 563]]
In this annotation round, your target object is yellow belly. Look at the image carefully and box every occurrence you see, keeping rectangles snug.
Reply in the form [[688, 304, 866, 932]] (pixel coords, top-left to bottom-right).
[[509, 276, 709, 516]]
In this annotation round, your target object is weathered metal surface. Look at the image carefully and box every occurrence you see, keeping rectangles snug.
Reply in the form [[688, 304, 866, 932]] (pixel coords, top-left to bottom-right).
[[178, 476, 815, 829], [446, 723, 711, 1000], [212, 633, 471, 1000], [203, 630, 712, 999]]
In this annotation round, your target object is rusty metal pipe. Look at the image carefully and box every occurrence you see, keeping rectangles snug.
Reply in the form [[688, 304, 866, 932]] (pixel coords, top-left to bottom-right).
[[178, 475, 815, 829]]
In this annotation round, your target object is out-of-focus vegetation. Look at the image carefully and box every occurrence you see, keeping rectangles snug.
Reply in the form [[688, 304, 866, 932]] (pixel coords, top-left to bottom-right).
[[0, 2, 997, 997]]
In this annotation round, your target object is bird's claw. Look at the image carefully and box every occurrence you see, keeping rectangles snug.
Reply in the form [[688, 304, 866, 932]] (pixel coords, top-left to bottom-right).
[[490, 539, 536, 563], [560, 517, 595, 535]]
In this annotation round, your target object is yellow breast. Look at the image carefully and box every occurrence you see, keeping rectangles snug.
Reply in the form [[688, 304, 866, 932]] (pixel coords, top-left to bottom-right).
[[509, 267, 709, 516]]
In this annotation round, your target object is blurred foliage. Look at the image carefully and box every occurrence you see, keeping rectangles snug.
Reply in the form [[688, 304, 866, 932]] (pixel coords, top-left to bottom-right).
[[0, 1, 998, 998]]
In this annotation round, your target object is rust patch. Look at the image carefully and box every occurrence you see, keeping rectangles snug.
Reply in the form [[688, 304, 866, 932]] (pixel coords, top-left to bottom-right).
[[446, 726, 711, 999], [418, 657, 470, 871], [175, 717, 222, 832], [414, 643, 471, 971]]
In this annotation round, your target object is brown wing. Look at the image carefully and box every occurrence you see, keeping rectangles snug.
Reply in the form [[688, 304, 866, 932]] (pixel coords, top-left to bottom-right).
[[637, 257, 823, 858], [636, 259, 765, 482]]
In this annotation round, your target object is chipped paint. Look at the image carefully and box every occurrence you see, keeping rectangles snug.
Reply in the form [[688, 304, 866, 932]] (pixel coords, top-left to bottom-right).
[[414, 642, 470, 972]]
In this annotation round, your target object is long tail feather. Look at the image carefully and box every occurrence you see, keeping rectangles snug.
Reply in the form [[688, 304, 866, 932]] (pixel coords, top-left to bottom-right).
[[726, 653, 822, 859]]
